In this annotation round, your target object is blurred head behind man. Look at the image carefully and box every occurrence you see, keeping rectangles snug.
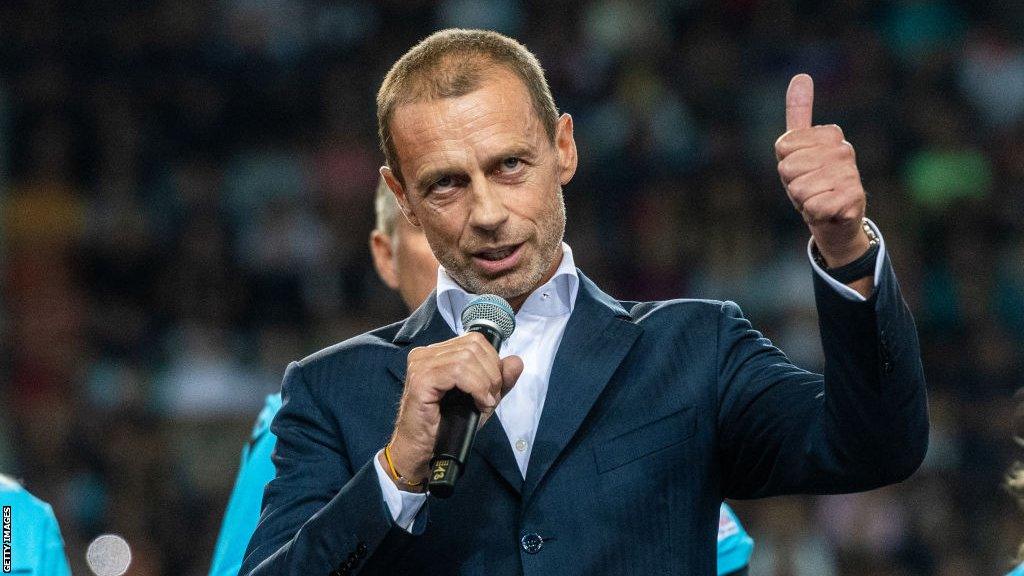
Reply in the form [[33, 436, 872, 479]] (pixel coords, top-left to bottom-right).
[[369, 176, 439, 311], [376, 29, 578, 309]]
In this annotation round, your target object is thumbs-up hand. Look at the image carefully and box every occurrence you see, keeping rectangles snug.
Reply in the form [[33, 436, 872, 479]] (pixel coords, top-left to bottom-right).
[[775, 74, 870, 269]]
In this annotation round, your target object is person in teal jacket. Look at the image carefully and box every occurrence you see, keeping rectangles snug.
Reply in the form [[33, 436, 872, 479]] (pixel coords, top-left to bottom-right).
[[717, 503, 754, 575], [0, 474, 72, 576], [208, 179, 755, 576]]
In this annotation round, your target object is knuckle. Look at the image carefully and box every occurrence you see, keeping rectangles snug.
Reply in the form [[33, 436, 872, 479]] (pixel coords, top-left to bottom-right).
[[471, 336, 491, 355], [803, 194, 824, 214], [450, 360, 465, 378], [788, 181, 806, 200], [774, 135, 786, 154], [476, 393, 496, 412], [777, 159, 795, 181]]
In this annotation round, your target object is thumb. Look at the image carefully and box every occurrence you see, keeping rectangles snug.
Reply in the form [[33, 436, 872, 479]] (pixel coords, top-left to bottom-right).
[[499, 355, 524, 397], [785, 73, 814, 131]]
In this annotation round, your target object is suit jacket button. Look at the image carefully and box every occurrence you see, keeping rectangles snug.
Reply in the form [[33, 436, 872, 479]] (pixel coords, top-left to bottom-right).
[[521, 532, 544, 554]]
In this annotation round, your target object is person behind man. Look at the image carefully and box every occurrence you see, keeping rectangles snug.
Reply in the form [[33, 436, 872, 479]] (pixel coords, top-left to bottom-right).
[[207, 177, 436, 576], [241, 29, 926, 576], [0, 474, 72, 576], [209, 178, 754, 576]]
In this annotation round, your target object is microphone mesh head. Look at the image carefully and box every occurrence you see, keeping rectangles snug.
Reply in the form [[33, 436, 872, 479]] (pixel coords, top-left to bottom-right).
[[461, 294, 516, 340]]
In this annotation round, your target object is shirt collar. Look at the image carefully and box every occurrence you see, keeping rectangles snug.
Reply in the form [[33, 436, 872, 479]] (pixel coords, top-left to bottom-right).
[[435, 242, 579, 333]]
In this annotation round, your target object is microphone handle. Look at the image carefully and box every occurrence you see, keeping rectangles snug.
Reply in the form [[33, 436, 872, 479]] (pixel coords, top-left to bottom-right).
[[428, 324, 503, 498]]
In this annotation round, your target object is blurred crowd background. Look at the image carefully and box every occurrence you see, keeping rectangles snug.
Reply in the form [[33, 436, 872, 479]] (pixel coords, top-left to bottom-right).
[[1, 0, 1022, 574]]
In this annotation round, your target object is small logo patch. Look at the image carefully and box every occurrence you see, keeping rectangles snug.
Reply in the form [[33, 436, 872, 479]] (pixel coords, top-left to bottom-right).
[[432, 460, 449, 481]]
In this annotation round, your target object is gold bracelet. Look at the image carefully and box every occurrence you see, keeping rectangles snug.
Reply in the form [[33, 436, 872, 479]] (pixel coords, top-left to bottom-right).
[[384, 443, 423, 487]]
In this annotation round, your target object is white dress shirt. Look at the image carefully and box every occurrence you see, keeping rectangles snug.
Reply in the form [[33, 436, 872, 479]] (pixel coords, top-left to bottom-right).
[[374, 223, 886, 530]]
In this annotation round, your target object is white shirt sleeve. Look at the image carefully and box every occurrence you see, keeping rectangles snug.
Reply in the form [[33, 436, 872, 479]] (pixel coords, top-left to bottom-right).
[[372, 449, 428, 531], [807, 218, 886, 302]]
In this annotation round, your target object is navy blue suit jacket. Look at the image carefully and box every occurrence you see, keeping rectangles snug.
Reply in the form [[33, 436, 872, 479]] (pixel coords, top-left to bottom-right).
[[240, 257, 927, 576]]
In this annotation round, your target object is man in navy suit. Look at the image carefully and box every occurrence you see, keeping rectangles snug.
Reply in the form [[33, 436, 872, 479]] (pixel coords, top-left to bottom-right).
[[241, 29, 928, 575], [212, 178, 754, 576]]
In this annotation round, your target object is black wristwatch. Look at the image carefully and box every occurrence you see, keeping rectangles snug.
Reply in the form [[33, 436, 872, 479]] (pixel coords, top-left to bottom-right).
[[812, 219, 880, 284]]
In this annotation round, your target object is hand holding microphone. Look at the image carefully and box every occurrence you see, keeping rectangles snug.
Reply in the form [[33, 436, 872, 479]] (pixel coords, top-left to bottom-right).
[[383, 295, 522, 497]]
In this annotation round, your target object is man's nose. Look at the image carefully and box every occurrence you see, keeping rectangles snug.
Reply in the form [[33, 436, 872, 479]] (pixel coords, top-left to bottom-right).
[[468, 180, 509, 232]]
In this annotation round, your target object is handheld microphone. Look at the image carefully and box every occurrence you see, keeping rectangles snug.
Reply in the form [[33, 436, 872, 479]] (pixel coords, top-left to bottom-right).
[[428, 294, 516, 498]]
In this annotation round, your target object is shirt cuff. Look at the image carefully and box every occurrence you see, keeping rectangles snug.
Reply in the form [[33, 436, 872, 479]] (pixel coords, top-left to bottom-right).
[[806, 217, 886, 302], [372, 449, 428, 531]]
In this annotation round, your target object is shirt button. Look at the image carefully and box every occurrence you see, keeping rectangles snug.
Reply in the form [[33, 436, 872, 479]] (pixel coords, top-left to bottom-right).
[[521, 532, 544, 554], [515, 439, 529, 452]]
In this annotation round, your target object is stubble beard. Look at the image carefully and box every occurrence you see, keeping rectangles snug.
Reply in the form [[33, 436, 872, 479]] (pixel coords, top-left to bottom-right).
[[440, 192, 566, 301]]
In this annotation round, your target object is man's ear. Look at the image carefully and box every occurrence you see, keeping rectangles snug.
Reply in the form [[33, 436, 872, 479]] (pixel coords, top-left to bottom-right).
[[369, 229, 400, 290], [554, 113, 578, 186], [380, 165, 420, 227]]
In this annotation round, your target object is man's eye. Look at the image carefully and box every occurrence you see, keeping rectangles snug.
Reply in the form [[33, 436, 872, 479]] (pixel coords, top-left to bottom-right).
[[500, 157, 522, 171], [428, 175, 458, 194]]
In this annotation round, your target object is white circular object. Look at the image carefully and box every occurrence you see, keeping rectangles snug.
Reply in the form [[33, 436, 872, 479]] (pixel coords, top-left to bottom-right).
[[86, 534, 132, 576]]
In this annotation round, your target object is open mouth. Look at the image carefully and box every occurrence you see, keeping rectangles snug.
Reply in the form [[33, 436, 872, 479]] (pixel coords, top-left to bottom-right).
[[476, 246, 517, 261], [471, 243, 524, 275]]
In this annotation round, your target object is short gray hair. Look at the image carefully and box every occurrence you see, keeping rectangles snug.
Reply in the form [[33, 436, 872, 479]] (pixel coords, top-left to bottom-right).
[[377, 29, 558, 185]]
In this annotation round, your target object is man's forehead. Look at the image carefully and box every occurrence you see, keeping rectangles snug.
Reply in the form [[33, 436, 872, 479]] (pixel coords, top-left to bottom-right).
[[390, 74, 543, 180], [391, 70, 538, 134]]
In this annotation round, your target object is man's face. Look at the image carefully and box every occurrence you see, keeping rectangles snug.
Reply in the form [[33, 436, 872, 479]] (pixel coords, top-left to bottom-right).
[[383, 67, 577, 307]]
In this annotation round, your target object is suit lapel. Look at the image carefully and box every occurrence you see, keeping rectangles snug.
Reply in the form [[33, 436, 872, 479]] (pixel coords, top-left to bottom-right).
[[386, 292, 454, 383], [387, 292, 524, 495], [522, 273, 642, 503], [472, 413, 524, 494]]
